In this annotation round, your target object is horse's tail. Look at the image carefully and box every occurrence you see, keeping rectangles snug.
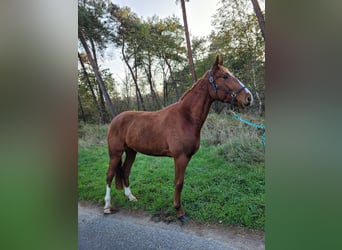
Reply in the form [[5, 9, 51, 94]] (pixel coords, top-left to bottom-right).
[[115, 158, 124, 190]]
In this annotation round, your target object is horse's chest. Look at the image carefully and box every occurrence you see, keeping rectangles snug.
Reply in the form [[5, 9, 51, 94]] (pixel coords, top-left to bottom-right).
[[170, 132, 200, 156]]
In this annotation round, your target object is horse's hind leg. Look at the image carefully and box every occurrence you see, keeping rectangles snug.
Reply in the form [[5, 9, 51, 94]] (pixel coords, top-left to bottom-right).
[[104, 153, 122, 214], [122, 147, 137, 202]]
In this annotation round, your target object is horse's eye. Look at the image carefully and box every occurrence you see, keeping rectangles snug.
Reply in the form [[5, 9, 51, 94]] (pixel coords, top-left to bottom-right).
[[222, 74, 229, 80]]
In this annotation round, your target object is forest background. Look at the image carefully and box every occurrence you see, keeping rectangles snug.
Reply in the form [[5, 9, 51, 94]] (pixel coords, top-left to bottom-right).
[[78, 0, 265, 123]]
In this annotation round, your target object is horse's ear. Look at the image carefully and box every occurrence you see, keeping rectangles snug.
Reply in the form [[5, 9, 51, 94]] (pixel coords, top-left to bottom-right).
[[212, 54, 223, 71], [218, 55, 223, 65]]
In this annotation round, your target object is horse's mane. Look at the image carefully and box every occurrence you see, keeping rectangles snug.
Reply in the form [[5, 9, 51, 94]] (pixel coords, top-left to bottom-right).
[[179, 76, 206, 101]]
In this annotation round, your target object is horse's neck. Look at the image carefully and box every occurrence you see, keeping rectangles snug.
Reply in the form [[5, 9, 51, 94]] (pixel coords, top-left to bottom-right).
[[179, 78, 214, 131]]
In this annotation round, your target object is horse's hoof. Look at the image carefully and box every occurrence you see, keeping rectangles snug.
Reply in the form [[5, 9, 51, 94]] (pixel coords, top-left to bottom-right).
[[178, 214, 189, 223], [104, 207, 118, 214], [128, 195, 137, 202], [104, 207, 112, 214]]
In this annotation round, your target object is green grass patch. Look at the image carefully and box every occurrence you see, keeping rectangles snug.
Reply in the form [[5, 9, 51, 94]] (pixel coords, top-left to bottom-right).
[[78, 113, 265, 229]]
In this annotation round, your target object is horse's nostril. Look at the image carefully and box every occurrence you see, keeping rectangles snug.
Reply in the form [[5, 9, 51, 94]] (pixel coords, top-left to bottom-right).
[[247, 96, 251, 102]]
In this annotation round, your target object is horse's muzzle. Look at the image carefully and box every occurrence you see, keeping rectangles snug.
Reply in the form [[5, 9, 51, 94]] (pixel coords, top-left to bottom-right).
[[238, 95, 253, 108], [245, 96, 252, 106]]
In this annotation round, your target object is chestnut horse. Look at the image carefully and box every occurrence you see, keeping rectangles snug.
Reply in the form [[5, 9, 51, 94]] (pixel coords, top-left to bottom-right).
[[104, 55, 253, 220]]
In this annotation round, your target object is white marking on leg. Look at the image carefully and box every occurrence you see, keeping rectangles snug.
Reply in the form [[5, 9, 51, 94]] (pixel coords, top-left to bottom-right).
[[124, 186, 137, 202], [104, 185, 112, 213]]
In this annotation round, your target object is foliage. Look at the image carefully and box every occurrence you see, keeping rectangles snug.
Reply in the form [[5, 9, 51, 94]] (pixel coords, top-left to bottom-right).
[[210, 0, 265, 114], [78, 0, 112, 51], [78, 0, 265, 120], [109, 5, 187, 109], [78, 67, 119, 123], [78, 0, 118, 121]]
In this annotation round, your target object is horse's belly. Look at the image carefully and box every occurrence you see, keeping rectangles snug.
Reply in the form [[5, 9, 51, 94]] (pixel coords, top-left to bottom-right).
[[126, 130, 171, 157], [128, 143, 171, 157]]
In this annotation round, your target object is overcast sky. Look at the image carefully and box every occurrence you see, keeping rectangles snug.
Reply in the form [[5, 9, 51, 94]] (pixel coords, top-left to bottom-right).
[[113, 0, 220, 37], [102, 0, 221, 82]]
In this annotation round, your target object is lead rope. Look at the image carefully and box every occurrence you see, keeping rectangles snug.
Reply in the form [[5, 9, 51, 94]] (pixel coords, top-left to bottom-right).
[[228, 109, 266, 147]]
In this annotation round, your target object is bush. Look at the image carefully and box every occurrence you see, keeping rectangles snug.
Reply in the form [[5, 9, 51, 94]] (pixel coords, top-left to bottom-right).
[[202, 113, 265, 164], [201, 113, 235, 145], [78, 122, 108, 148], [214, 137, 264, 164]]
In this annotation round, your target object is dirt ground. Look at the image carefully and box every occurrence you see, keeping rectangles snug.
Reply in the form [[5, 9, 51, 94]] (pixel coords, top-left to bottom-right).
[[78, 201, 264, 250]]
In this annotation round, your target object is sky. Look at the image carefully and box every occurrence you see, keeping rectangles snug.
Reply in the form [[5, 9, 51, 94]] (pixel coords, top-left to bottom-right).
[[113, 0, 220, 37], [102, 0, 221, 83]]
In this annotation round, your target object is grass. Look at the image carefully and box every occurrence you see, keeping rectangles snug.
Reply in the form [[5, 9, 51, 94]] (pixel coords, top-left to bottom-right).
[[78, 113, 265, 229]]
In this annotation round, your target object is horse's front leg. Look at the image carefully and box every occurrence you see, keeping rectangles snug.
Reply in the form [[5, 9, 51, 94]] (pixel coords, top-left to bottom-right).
[[173, 154, 190, 221], [104, 155, 122, 214]]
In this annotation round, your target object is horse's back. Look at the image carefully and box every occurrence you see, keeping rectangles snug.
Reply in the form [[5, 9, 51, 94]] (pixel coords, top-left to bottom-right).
[[108, 111, 144, 138]]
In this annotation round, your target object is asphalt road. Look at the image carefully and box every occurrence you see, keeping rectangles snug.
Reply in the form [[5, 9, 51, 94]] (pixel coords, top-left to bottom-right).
[[78, 203, 264, 250]]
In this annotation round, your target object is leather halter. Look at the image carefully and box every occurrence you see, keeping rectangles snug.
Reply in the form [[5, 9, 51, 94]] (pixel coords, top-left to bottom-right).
[[208, 70, 246, 107]]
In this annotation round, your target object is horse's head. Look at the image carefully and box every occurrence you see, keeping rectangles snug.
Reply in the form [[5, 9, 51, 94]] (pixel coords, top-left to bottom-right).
[[208, 55, 253, 107]]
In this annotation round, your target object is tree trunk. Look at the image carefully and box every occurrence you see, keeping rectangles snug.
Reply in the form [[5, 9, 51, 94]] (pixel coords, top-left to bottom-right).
[[163, 56, 180, 100], [89, 39, 111, 123], [79, 31, 116, 118], [123, 73, 132, 109], [251, 0, 265, 41], [251, 66, 263, 115], [180, 0, 197, 83], [127, 59, 145, 110], [97, 86, 109, 123], [121, 37, 146, 111], [145, 52, 161, 109], [89, 38, 99, 65], [78, 52, 103, 122], [78, 94, 86, 122], [160, 61, 169, 107]]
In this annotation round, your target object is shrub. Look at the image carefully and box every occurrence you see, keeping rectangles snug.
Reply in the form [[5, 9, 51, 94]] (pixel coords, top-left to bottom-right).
[[214, 137, 264, 164], [78, 123, 108, 148], [202, 113, 264, 164]]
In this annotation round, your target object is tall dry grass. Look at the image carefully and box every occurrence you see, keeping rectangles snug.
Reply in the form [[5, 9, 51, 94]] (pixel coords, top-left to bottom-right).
[[201, 113, 265, 164], [78, 122, 108, 148]]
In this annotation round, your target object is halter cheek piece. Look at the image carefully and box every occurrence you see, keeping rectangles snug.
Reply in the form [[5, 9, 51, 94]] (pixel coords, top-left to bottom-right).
[[208, 70, 246, 107]]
